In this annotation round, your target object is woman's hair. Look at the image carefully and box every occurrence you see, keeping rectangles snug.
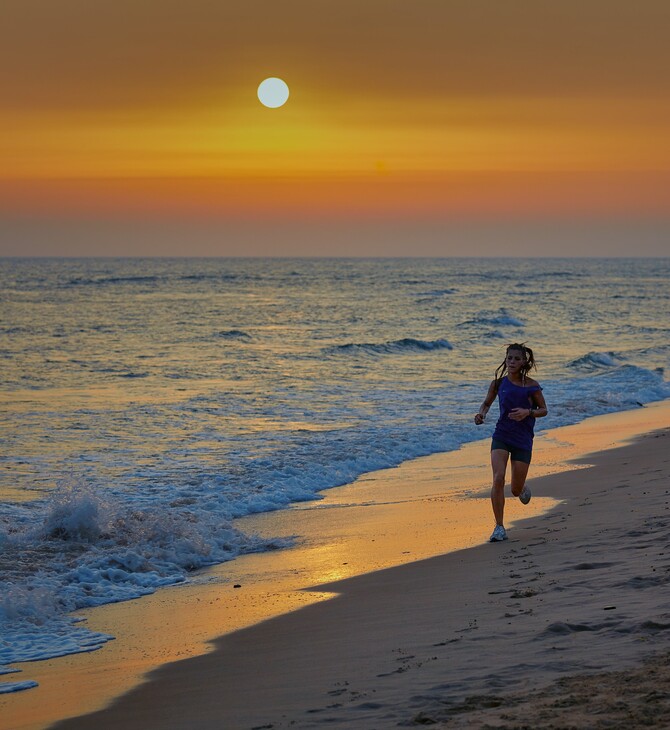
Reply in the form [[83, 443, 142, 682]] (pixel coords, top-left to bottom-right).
[[494, 342, 537, 383]]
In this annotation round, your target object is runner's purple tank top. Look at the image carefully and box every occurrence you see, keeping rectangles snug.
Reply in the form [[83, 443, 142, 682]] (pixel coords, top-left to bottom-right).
[[492, 376, 542, 451]]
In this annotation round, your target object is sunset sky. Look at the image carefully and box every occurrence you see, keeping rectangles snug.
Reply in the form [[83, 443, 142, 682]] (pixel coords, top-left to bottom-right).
[[1, 0, 669, 256]]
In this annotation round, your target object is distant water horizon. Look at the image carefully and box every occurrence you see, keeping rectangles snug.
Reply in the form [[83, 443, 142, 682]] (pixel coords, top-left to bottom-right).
[[1, 256, 669, 692]]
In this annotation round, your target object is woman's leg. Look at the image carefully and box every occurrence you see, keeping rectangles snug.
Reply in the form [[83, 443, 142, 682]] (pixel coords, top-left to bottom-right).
[[510, 459, 530, 497], [491, 449, 509, 526]]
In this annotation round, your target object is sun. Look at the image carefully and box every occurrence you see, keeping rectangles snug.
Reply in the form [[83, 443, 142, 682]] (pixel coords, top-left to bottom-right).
[[257, 78, 290, 108]]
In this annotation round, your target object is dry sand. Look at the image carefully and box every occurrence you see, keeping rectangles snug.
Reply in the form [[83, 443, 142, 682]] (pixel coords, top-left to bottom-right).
[[43, 404, 670, 730]]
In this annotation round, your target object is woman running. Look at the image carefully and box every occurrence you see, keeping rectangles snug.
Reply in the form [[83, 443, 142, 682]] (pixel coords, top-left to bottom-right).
[[474, 343, 548, 542]]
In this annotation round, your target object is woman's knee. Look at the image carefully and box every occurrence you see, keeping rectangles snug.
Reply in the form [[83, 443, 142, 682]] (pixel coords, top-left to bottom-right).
[[492, 473, 505, 490]]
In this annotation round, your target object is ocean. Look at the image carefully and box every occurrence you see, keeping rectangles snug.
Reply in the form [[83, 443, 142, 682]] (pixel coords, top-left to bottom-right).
[[1, 256, 669, 693]]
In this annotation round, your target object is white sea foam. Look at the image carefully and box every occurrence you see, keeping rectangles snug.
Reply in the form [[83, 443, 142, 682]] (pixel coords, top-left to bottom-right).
[[0, 479, 290, 679]]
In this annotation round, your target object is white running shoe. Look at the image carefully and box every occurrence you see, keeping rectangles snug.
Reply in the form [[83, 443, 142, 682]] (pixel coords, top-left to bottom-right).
[[519, 486, 532, 505], [489, 525, 508, 542]]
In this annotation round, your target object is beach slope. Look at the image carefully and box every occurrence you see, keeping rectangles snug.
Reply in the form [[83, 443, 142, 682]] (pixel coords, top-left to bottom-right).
[[51, 425, 670, 729]]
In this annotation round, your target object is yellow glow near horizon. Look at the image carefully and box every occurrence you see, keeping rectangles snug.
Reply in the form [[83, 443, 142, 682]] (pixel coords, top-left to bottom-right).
[[2, 96, 670, 183]]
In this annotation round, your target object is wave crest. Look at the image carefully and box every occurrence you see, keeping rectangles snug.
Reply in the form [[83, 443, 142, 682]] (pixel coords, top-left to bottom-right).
[[568, 351, 623, 371], [217, 330, 252, 340], [325, 338, 453, 356], [458, 311, 524, 329]]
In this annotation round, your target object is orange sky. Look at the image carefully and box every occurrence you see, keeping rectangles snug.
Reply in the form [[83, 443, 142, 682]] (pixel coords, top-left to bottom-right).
[[1, 0, 669, 254]]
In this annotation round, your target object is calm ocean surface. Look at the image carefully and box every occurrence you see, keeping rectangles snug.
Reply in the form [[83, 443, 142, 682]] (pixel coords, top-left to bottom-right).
[[1, 257, 669, 692]]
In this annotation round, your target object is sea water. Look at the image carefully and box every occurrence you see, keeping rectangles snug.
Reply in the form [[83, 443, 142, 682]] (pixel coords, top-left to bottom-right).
[[1, 257, 669, 692]]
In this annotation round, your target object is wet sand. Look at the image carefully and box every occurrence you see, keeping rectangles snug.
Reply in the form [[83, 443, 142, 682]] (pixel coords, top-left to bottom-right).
[[2, 400, 669, 729]]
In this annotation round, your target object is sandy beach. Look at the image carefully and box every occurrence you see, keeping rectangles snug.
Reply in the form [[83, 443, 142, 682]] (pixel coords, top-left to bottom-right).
[[3, 401, 670, 729]]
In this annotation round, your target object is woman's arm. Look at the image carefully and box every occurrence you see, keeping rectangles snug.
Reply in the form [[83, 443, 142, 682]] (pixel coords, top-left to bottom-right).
[[509, 388, 548, 421], [474, 380, 498, 425], [529, 389, 548, 418]]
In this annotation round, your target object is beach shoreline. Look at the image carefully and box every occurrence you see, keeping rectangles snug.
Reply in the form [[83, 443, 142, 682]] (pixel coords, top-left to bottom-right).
[[2, 400, 670, 729]]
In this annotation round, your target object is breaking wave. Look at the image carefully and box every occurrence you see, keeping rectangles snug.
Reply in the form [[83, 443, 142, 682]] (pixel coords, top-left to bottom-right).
[[568, 351, 624, 371], [325, 338, 453, 356]]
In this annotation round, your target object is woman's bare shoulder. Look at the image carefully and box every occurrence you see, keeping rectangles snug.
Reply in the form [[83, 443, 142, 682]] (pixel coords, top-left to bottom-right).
[[525, 377, 541, 387]]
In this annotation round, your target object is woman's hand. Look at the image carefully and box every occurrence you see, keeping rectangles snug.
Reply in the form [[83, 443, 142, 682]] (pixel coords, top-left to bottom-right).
[[474, 413, 485, 425], [508, 408, 530, 421]]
